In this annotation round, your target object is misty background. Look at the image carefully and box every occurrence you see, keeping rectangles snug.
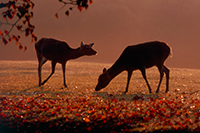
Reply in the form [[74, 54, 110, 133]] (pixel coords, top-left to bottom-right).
[[0, 0, 200, 69]]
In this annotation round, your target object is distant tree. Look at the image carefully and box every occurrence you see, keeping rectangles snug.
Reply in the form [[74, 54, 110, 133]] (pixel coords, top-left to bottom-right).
[[0, 0, 93, 50]]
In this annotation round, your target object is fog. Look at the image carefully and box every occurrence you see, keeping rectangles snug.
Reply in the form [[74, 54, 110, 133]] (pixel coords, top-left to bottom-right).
[[0, 0, 200, 69]]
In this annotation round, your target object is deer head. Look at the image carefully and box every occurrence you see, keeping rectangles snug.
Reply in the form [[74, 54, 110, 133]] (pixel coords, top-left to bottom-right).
[[80, 41, 97, 56], [95, 68, 111, 91]]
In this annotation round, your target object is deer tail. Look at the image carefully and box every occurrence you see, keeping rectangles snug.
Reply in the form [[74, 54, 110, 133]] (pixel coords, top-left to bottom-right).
[[169, 47, 173, 57]]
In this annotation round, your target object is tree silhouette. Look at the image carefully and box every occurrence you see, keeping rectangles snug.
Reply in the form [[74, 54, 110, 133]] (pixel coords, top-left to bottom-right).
[[56, 0, 93, 18], [0, 0, 93, 50]]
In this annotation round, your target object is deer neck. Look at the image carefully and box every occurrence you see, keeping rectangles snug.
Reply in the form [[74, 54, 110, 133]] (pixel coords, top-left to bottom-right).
[[69, 48, 83, 60], [107, 61, 124, 80]]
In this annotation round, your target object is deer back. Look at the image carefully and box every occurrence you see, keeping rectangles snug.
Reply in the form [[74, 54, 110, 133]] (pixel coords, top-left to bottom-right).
[[36, 38, 72, 62], [114, 41, 171, 70]]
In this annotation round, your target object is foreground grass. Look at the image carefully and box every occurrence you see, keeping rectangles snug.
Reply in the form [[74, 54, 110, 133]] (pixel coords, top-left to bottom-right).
[[0, 61, 200, 132]]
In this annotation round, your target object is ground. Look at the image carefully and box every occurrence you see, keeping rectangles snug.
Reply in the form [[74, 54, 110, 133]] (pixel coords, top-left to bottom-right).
[[0, 61, 200, 132]]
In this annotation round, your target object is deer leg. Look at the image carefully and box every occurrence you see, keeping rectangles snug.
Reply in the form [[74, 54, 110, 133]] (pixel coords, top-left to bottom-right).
[[62, 62, 68, 88], [124, 71, 133, 94], [156, 66, 164, 93], [163, 65, 170, 93], [156, 65, 170, 93], [140, 68, 152, 93], [42, 61, 57, 85], [38, 56, 48, 86]]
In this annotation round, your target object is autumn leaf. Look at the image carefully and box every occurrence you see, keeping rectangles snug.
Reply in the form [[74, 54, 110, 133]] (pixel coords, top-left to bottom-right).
[[87, 127, 92, 131], [65, 10, 69, 16], [25, 28, 30, 36], [90, 0, 93, 4], [85, 4, 88, 10], [83, 117, 91, 123], [2, 38, 8, 45], [1, 81, 200, 133], [24, 46, 27, 51], [16, 25, 22, 30], [9, 37, 12, 42], [5, 30, 9, 35], [19, 44, 23, 50], [55, 13, 59, 19], [77, 6, 82, 12]]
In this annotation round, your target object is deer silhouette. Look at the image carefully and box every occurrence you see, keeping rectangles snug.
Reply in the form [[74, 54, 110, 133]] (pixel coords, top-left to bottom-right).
[[95, 41, 171, 94], [35, 38, 97, 87]]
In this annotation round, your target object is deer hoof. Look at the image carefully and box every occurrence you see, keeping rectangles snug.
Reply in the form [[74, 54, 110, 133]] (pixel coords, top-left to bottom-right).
[[64, 84, 68, 88], [123, 91, 127, 95]]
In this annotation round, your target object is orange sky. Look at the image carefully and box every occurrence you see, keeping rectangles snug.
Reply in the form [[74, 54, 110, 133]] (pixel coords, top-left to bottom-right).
[[0, 0, 200, 69]]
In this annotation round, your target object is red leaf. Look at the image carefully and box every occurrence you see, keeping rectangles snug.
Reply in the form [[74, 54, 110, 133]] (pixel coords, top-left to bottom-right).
[[83, 117, 91, 123], [2, 100, 6, 105], [65, 10, 69, 16], [9, 37, 12, 42], [1, 112, 6, 118], [11, 3, 17, 10], [87, 127, 91, 131], [85, 4, 88, 10], [139, 123, 145, 127], [34, 36, 37, 42], [0, 31, 3, 36], [90, 0, 93, 4], [12, 35, 16, 40], [31, 2, 35, 9], [25, 28, 30, 36], [5, 30, 9, 35], [2, 38, 8, 45], [78, 6, 82, 12], [51, 111, 57, 116], [22, 20, 26, 24], [23, 120, 27, 123], [17, 25, 22, 30], [19, 44, 23, 50], [101, 115, 106, 120], [24, 46, 27, 51], [55, 13, 59, 19], [55, 106, 61, 111]]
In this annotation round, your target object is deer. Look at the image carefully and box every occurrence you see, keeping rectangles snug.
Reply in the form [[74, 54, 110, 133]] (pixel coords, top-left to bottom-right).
[[35, 38, 97, 88], [95, 41, 171, 94]]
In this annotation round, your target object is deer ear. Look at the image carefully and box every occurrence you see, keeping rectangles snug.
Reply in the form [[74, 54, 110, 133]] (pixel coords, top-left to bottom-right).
[[103, 68, 107, 73], [81, 41, 84, 47], [89, 43, 94, 47]]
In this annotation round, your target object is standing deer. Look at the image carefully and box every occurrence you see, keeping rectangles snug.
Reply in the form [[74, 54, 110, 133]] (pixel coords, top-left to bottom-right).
[[95, 41, 171, 94], [35, 38, 97, 87]]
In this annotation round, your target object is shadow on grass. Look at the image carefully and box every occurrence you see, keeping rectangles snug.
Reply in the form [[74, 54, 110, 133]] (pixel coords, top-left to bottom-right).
[[0, 85, 74, 98], [93, 91, 160, 101]]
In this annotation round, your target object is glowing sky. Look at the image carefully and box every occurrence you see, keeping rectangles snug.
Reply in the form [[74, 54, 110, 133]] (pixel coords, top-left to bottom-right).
[[0, 0, 200, 69]]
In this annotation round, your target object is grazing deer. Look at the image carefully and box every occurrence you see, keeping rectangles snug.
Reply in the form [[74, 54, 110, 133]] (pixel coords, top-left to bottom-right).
[[95, 41, 171, 94], [35, 38, 97, 87]]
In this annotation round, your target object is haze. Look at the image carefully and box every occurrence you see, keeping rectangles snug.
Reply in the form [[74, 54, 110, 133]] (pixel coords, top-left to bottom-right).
[[0, 0, 200, 69]]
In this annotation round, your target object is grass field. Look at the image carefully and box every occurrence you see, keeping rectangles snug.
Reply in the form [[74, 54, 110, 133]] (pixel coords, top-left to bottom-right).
[[0, 61, 200, 132]]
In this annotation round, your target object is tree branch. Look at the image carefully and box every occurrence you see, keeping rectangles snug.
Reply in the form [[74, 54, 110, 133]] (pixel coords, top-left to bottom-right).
[[0, 0, 93, 50], [0, 0, 35, 50]]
